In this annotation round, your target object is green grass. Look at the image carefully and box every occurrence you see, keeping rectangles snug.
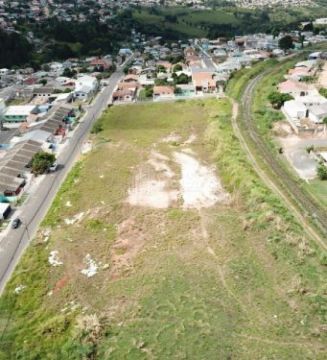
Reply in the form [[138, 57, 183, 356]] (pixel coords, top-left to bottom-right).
[[132, 6, 327, 39], [0, 100, 326, 359]]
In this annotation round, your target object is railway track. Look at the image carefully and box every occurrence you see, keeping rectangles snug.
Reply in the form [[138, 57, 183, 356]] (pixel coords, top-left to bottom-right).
[[239, 71, 327, 244]]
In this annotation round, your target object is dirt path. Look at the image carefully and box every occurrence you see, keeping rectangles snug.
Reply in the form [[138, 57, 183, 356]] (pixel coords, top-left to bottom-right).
[[228, 96, 327, 251]]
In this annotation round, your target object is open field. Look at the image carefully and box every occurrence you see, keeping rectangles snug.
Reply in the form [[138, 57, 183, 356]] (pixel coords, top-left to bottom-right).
[[0, 100, 326, 359], [132, 6, 327, 39]]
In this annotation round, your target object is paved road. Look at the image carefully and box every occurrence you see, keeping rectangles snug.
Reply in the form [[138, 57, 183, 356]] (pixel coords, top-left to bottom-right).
[[239, 71, 327, 246], [0, 68, 123, 294], [196, 45, 217, 71]]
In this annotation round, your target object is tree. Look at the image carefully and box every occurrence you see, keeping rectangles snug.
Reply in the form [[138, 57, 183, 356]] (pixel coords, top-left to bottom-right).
[[31, 151, 56, 175], [317, 163, 327, 180], [91, 121, 103, 134], [63, 67, 76, 78], [306, 145, 314, 154], [156, 65, 166, 73], [278, 35, 294, 51], [39, 79, 47, 86], [173, 64, 183, 72], [319, 88, 327, 98], [174, 73, 190, 85], [323, 117, 327, 134], [144, 86, 153, 98], [268, 91, 293, 109]]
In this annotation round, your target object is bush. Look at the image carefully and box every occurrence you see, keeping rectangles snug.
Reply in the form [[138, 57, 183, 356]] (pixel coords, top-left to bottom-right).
[[319, 88, 327, 98], [31, 151, 56, 175], [317, 163, 327, 180], [268, 91, 293, 109], [91, 121, 103, 134]]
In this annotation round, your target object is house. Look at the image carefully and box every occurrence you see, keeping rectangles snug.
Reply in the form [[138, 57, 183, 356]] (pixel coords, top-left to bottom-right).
[[308, 103, 327, 123], [0, 98, 6, 119], [153, 86, 175, 99], [283, 100, 308, 122], [294, 94, 327, 107], [192, 72, 217, 93], [121, 74, 139, 83], [156, 61, 173, 72], [278, 79, 310, 97], [308, 52, 321, 60], [288, 67, 311, 81], [3, 105, 37, 124], [90, 57, 112, 71], [0, 139, 42, 196], [33, 87, 54, 98], [176, 84, 196, 96], [74, 75, 98, 99], [294, 60, 317, 70], [139, 74, 155, 86], [112, 89, 136, 102], [0, 68, 9, 76]]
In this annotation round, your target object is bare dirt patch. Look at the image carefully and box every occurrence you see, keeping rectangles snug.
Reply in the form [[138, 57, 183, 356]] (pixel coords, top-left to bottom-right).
[[161, 133, 182, 143], [111, 217, 146, 275], [174, 151, 230, 209]]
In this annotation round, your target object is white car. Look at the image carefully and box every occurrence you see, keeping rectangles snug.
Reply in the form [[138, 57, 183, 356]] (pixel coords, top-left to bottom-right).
[[48, 162, 58, 173]]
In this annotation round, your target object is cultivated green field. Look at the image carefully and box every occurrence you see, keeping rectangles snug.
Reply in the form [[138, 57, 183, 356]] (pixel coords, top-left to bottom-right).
[[132, 6, 327, 39], [0, 100, 326, 359]]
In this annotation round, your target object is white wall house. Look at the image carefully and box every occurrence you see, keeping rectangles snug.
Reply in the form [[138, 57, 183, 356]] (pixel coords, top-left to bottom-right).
[[283, 100, 308, 122], [74, 75, 98, 100], [0, 98, 6, 119], [308, 103, 327, 123]]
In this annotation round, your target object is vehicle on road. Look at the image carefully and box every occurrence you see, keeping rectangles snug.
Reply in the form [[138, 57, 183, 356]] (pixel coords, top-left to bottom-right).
[[48, 162, 58, 173], [11, 218, 21, 229]]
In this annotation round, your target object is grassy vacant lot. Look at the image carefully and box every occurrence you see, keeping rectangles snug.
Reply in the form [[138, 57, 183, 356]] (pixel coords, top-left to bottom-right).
[[0, 99, 326, 359], [132, 6, 327, 39]]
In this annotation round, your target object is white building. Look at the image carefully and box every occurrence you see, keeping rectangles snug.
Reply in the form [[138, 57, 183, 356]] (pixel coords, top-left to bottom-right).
[[0, 98, 6, 119], [3, 105, 37, 124], [0, 68, 9, 76], [74, 75, 98, 99], [308, 103, 327, 123], [314, 18, 327, 26], [283, 100, 308, 123]]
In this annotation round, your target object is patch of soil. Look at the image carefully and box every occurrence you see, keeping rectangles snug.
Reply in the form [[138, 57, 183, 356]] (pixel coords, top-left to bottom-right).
[[110, 217, 146, 275], [173, 151, 230, 209], [54, 275, 70, 293]]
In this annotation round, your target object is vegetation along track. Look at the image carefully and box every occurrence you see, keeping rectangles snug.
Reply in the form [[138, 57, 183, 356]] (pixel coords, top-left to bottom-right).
[[238, 71, 327, 247]]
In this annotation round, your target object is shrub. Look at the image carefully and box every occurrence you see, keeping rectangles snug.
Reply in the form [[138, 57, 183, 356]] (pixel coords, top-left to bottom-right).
[[91, 121, 103, 134], [268, 91, 293, 109], [317, 163, 327, 180], [31, 151, 56, 175]]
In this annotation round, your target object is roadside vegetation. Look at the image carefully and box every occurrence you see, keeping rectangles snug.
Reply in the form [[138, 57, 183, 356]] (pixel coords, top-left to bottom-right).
[[0, 99, 326, 359], [31, 151, 56, 175]]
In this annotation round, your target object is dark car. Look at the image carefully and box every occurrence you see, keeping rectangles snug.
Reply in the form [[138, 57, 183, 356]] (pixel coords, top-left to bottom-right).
[[11, 218, 21, 229]]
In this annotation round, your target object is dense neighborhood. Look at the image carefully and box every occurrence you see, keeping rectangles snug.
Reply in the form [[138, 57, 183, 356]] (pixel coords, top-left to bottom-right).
[[1, 23, 327, 227]]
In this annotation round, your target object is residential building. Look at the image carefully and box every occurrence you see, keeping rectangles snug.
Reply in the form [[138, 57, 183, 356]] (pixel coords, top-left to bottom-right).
[[153, 86, 175, 99], [74, 75, 98, 99], [308, 103, 327, 123], [192, 72, 217, 93], [3, 105, 37, 124]]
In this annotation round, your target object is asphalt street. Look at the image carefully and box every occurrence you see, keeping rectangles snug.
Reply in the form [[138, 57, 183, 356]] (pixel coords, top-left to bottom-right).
[[0, 68, 124, 294]]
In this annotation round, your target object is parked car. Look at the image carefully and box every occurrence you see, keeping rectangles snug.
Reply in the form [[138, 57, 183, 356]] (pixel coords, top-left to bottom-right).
[[11, 218, 21, 229], [48, 162, 58, 173]]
